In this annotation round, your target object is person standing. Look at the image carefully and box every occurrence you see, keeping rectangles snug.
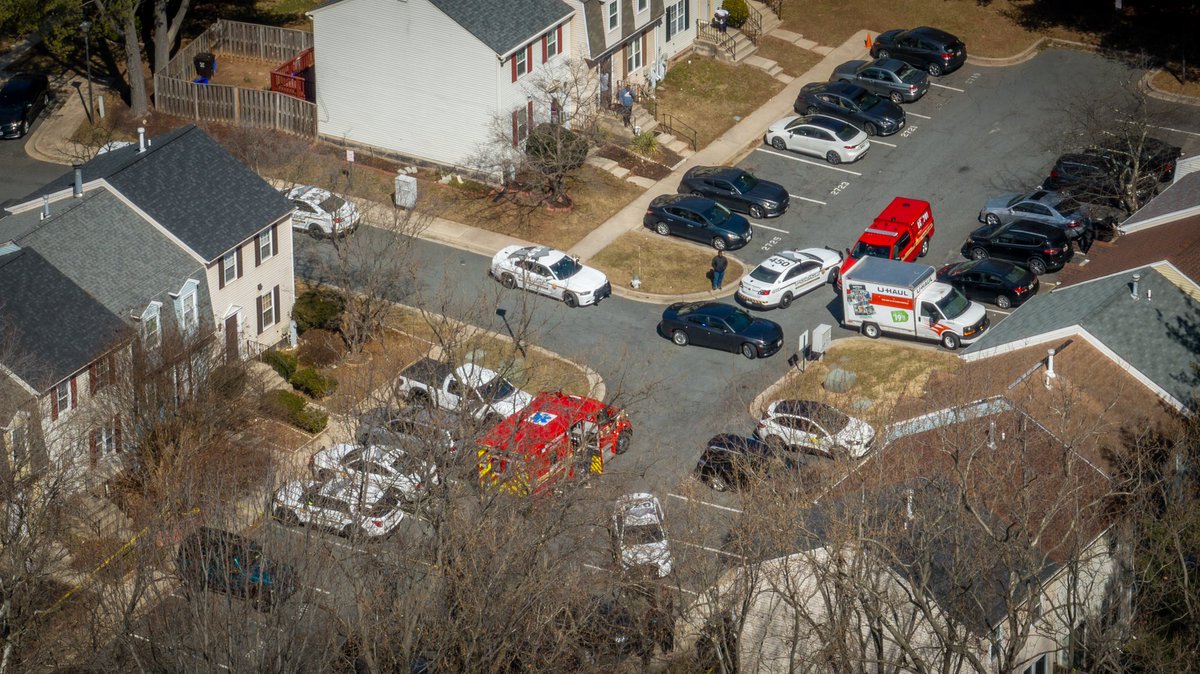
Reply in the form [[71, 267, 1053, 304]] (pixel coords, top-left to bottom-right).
[[1078, 221, 1095, 255], [714, 6, 729, 33], [619, 86, 634, 127], [711, 250, 728, 291]]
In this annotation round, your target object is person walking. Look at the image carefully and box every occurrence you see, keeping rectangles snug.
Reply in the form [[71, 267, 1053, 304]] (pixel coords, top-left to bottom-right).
[[619, 86, 634, 127], [714, 6, 729, 33], [1078, 221, 1095, 255], [710, 250, 728, 291]]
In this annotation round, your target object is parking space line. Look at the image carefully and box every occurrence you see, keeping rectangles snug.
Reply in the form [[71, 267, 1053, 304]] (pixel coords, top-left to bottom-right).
[[751, 222, 790, 234], [789, 193, 827, 205], [989, 309, 1012, 316], [307, 586, 332, 595], [930, 83, 965, 92], [870, 139, 897, 148], [1123, 120, 1200, 138], [907, 112, 932, 119], [675, 540, 747, 560], [668, 493, 744, 514], [754, 148, 862, 176]]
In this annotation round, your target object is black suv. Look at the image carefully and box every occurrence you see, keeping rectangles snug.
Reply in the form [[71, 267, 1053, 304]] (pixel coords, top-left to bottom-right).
[[1043, 137, 1182, 211], [961, 220, 1073, 275], [796, 81, 905, 137], [0, 73, 50, 139], [176, 527, 296, 611], [870, 27, 967, 76], [677, 166, 789, 219]]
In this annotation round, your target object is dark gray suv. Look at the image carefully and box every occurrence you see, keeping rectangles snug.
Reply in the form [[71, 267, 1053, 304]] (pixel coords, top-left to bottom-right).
[[829, 58, 930, 103], [961, 220, 1074, 275], [796, 81, 905, 137]]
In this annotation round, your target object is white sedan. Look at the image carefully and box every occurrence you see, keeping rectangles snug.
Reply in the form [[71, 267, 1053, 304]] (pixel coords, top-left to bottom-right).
[[763, 114, 870, 165], [310, 442, 438, 500], [490, 245, 612, 308], [273, 478, 412, 538], [612, 493, 673, 578], [737, 247, 843, 309], [285, 185, 360, 239]]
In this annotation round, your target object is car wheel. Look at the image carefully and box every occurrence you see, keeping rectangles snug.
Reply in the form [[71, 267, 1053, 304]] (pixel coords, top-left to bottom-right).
[[862, 322, 881, 339], [707, 473, 730, 492], [995, 294, 1013, 309], [308, 223, 324, 239], [712, 237, 728, 251], [616, 429, 631, 455], [864, 122, 879, 137], [919, 238, 929, 257], [890, 92, 903, 104], [655, 221, 670, 236], [928, 62, 943, 77], [806, 105, 819, 115], [563, 292, 579, 308], [825, 150, 842, 165], [970, 247, 989, 260], [740, 343, 757, 359], [273, 507, 300, 527], [985, 213, 1001, 227], [408, 389, 432, 406], [877, 49, 891, 59], [21, 120, 29, 136], [749, 204, 765, 219], [672, 330, 689, 347], [1028, 258, 1048, 275], [315, 468, 335, 482], [779, 292, 794, 309], [691, 191, 707, 198], [764, 435, 786, 451], [500, 273, 517, 289], [941, 332, 961, 350], [827, 267, 839, 284], [771, 137, 786, 151]]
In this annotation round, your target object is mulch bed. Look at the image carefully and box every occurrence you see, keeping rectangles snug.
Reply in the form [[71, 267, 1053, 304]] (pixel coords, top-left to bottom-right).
[[596, 144, 678, 181]]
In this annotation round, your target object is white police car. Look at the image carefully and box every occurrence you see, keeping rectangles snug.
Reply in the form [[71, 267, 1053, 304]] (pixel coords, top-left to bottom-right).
[[490, 245, 612, 308], [285, 185, 360, 239], [612, 493, 673, 578], [736, 247, 843, 309]]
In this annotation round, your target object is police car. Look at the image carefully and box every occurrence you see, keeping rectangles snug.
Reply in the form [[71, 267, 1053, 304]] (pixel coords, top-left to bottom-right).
[[612, 493, 673, 578], [736, 247, 843, 309], [285, 185, 360, 239], [490, 245, 612, 308]]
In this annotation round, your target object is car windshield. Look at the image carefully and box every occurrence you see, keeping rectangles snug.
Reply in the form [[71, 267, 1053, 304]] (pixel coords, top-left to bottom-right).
[[479, 377, 516, 402], [725, 310, 753, 332], [701, 202, 733, 226], [624, 523, 665, 545], [850, 241, 891, 259], [834, 125, 859, 142], [1052, 196, 1082, 215], [319, 195, 346, 213], [1006, 194, 1025, 207], [851, 89, 882, 109], [732, 172, 759, 192], [936, 287, 972, 320], [548, 255, 582, 279], [896, 63, 922, 83], [812, 407, 850, 434], [1000, 265, 1028, 283], [749, 265, 782, 283]]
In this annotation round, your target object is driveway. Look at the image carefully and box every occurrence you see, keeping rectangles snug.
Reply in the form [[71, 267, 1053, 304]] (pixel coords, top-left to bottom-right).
[[0, 130, 68, 207]]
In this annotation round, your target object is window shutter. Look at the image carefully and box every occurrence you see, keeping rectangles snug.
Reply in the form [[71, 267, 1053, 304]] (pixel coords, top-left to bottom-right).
[[70, 378, 77, 409], [527, 45, 533, 72], [527, 100, 534, 127], [51, 389, 58, 421], [89, 363, 97, 395], [254, 234, 262, 267], [642, 31, 648, 64], [235, 247, 243, 279], [114, 415, 122, 451], [271, 224, 279, 256], [218, 257, 226, 289], [273, 285, 281, 325], [684, 1, 689, 28], [89, 429, 97, 458], [622, 45, 628, 78], [557, 25, 563, 51], [666, 6, 675, 41], [542, 36, 547, 63], [256, 295, 264, 334], [511, 56, 517, 82], [511, 111, 519, 148]]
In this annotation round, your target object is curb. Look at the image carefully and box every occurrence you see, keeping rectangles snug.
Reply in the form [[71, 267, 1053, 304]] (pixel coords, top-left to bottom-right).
[[1139, 69, 1200, 108], [965, 36, 1095, 68]]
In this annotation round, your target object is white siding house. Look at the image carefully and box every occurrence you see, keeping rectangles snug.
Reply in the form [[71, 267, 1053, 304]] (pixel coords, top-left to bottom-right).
[[308, 0, 575, 168]]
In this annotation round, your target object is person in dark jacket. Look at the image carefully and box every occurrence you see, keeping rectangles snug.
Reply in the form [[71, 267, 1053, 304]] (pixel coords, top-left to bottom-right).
[[711, 250, 728, 291]]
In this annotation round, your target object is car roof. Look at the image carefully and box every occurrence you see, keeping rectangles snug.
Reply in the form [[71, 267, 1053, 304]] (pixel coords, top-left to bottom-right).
[[820, 80, 865, 97], [288, 185, 330, 203], [707, 433, 770, 453], [684, 301, 744, 318], [798, 114, 853, 133], [771, 399, 827, 417], [687, 166, 743, 180], [652, 193, 710, 210], [617, 493, 663, 521], [511, 245, 566, 264], [759, 250, 817, 272], [870, 58, 908, 72], [999, 220, 1065, 237], [0, 76, 43, 93], [906, 26, 959, 44]]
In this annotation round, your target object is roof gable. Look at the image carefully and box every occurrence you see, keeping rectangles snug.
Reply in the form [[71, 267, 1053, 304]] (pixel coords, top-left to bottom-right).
[[427, 0, 573, 56]]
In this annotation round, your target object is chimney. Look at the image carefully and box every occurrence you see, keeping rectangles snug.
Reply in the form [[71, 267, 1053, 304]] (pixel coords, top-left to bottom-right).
[[72, 164, 83, 198], [137, 127, 146, 152], [1045, 347, 1057, 389], [1131, 273, 1141, 300], [987, 419, 997, 449], [39, 195, 49, 220]]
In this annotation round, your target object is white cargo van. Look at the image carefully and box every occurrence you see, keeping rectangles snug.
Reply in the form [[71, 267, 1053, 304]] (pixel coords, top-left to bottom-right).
[[841, 257, 989, 349]]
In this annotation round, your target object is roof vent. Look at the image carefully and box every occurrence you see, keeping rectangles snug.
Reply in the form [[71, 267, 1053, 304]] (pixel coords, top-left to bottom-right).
[[137, 127, 146, 153], [39, 195, 49, 220], [73, 164, 83, 198], [987, 419, 997, 449], [1131, 273, 1141, 300], [1045, 347, 1057, 390]]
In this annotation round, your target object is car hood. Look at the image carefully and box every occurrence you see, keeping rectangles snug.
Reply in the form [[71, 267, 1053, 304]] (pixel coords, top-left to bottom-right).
[[984, 193, 1020, 211], [0, 106, 22, 124], [563, 265, 609, 292], [832, 60, 867, 78], [715, 213, 752, 237], [865, 98, 904, 121], [834, 417, 876, 458], [492, 389, 533, 417], [745, 180, 788, 206], [622, 542, 672, 577], [742, 318, 784, 342]]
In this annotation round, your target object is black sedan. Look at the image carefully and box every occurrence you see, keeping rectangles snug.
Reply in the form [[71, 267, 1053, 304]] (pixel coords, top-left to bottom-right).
[[659, 301, 784, 359], [795, 81, 905, 137], [644, 194, 752, 251], [829, 58, 929, 103], [696, 434, 812, 491], [936, 259, 1040, 309], [870, 26, 966, 77], [0, 73, 49, 139], [678, 166, 789, 219]]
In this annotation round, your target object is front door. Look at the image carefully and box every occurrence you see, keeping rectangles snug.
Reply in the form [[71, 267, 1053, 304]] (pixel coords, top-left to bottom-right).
[[224, 314, 240, 363]]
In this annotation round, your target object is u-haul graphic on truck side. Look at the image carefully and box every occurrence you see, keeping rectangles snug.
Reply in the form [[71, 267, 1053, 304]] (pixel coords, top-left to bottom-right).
[[841, 257, 990, 350]]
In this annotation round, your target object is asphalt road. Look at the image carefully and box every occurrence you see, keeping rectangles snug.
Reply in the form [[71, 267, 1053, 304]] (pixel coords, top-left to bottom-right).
[[0, 120, 68, 207]]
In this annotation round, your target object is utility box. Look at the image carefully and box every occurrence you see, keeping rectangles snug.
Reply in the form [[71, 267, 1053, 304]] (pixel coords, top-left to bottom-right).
[[394, 174, 417, 209], [193, 52, 216, 79], [811, 324, 832, 357]]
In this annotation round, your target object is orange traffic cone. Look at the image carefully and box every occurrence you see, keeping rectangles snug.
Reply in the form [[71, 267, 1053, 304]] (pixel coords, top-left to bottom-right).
[[865, 33, 873, 50]]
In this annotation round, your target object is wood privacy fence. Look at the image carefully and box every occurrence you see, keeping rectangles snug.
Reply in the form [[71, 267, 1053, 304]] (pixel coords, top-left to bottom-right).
[[154, 19, 317, 137]]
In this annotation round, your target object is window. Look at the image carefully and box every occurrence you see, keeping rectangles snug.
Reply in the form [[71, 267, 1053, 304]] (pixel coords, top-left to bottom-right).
[[637, 0, 647, 11], [8, 423, 26, 462], [546, 29, 559, 59], [1022, 655, 1047, 674], [99, 422, 117, 454], [512, 104, 530, 146], [627, 36, 643, 73], [257, 228, 274, 264], [607, 1, 618, 30], [221, 249, 239, 286], [142, 303, 162, 349], [515, 49, 528, 78], [666, 0, 689, 41], [179, 290, 198, 335], [257, 286, 279, 334], [56, 381, 72, 413]]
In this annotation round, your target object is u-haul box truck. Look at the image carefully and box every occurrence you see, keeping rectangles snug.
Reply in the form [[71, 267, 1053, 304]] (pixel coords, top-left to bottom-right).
[[840, 257, 989, 350]]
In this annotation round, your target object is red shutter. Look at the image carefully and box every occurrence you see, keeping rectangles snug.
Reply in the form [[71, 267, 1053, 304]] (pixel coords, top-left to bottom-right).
[[89, 363, 97, 394], [107, 355, 116, 387], [527, 45, 533, 72], [254, 233, 262, 266], [622, 45, 629, 78], [511, 110, 519, 148], [256, 294, 264, 334], [273, 285, 281, 326], [70, 378, 77, 409], [235, 247, 243, 279], [527, 100, 534, 127], [642, 31, 648, 67], [50, 388, 59, 421], [541, 36, 547, 63], [511, 56, 518, 82], [89, 429, 97, 461], [271, 224, 279, 256], [218, 257, 226, 289], [557, 25, 563, 54]]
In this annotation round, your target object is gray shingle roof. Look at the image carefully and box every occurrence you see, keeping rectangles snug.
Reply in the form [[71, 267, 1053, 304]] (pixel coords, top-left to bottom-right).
[[964, 266, 1200, 409], [427, 0, 573, 56], [1121, 170, 1200, 232], [11, 125, 292, 262], [0, 248, 128, 392]]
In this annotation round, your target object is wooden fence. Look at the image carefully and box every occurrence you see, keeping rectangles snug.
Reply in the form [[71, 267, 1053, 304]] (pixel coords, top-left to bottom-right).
[[154, 19, 317, 137]]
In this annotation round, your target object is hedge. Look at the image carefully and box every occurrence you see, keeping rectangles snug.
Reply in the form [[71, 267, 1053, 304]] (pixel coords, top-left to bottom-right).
[[263, 389, 328, 434], [290, 367, 338, 399], [293, 289, 345, 334], [261, 350, 298, 381]]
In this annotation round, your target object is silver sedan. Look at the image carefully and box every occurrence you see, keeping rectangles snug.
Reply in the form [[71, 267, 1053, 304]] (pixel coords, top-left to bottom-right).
[[764, 114, 870, 165], [979, 189, 1089, 239]]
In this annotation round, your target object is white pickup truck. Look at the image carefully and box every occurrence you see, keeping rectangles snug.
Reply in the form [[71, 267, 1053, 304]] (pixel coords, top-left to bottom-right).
[[394, 358, 533, 424]]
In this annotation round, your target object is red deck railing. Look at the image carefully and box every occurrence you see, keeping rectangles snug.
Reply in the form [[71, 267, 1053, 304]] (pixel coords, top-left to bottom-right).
[[270, 47, 313, 100]]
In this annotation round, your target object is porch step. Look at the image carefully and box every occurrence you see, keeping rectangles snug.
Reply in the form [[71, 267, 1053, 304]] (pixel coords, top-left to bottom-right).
[[585, 155, 620, 172], [743, 54, 783, 78], [666, 138, 693, 156]]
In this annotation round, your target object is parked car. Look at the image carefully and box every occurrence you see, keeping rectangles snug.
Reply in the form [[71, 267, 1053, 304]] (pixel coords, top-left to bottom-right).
[[644, 194, 752, 251], [285, 185, 360, 238], [355, 405, 466, 453], [677, 166, 789, 218], [829, 58, 930, 103], [394, 357, 533, 424], [736, 247, 843, 309], [490, 245, 612, 307], [936, 258, 1039, 309], [0, 73, 49, 139], [659, 301, 784, 359], [796, 81, 906, 137], [870, 27, 967, 76], [1042, 137, 1182, 210], [612, 494, 673, 578], [695, 434, 813, 492], [755, 400, 876, 459], [763, 114, 870, 165], [961, 220, 1074, 275], [176, 527, 296, 611], [310, 442, 439, 498], [273, 478, 413, 538], [978, 190, 1089, 239]]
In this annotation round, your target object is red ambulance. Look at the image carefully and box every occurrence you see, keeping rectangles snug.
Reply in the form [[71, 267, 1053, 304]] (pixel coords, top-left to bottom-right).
[[837, 197, 935, 289]]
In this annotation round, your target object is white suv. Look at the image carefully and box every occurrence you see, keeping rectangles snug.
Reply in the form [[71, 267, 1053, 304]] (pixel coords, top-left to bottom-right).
[[286, 185, 360, 238], [755, 400, 876, 459], [273, 478, 413, 538]]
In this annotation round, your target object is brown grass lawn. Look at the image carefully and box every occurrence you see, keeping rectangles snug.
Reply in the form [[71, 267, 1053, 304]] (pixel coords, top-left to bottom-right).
[[654, 58, 784, 148], [754, 36, 824, 78], [1151, 69, 1200, 99], [780, 0, 1093, 58], [317, 328, 430, 415], [588, 230, 746, 295]]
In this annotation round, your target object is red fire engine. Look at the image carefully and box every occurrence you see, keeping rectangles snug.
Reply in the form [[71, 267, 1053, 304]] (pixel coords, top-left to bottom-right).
[[477, 392, 633, 494]]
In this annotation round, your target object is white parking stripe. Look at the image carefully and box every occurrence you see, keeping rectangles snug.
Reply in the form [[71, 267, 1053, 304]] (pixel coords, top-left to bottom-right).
[[870, 139, 897, 148], [307, 586, 332, 595], [675, 540, 747, 560], [751, 222, 790, 234], [989, 309, 1012, 316], [907, 112, 932, 119], [755, 148, 863, 176], [1123, 120, 1200, 138], [930, 82, 965, 92], [668, 493, 744, 514], [789, 193, 827, 205]]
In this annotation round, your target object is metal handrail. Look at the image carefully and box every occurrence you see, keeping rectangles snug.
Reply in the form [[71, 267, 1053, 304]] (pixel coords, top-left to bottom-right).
[[762, 0, 783, 19], [658, 113, 698, 151], [743, 4, 763, 44], [696, 20, 736, 60]]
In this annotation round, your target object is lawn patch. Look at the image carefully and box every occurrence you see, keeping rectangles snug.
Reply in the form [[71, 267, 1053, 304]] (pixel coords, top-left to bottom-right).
[[755, 36, 824, 78], [1151, 69, 1200, 99], [588, 230, 746, 295], [653, 58, 784, 148]]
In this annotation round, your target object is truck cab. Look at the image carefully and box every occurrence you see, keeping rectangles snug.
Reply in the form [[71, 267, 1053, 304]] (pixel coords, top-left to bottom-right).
[[838, 197, 934, 287]]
